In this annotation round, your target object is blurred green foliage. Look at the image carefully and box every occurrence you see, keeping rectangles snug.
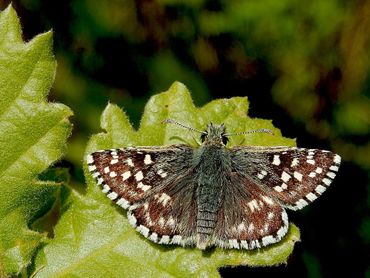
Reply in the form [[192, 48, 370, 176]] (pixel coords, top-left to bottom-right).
[[7, 0, 368, 170], [0, 0, 369, 276]]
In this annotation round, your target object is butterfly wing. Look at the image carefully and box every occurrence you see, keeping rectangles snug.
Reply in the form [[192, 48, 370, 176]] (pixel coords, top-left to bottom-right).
[[87, 145, 198, 246], [230, 146, 341, 210], [127, 174, 198, 246], [214, 174, 289, 249]]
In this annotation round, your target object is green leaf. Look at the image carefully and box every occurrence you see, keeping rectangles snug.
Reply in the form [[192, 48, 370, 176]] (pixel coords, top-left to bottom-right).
[[35, 82, 299, 277], [0, 5, 72, 276]]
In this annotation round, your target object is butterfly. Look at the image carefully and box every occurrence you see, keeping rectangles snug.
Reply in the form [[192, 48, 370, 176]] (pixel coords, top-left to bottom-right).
[[86, 119, 341, 250]]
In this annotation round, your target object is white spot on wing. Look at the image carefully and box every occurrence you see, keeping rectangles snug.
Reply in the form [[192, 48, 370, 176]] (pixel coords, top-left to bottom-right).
[[86, 154, 94, 164], [167, 216, 175, 228], [157, 169, 168, 178], [272, 155, 281, 165], [334, 154, 341, 164], [315, 167, 323, 174], [293, 171, 303, 181], [329, 165, 339, 172], [104, 166, 110, 174], [138, 182, 151, 192], [254, 240, 261, 248], [274, 186, 283, 192], [262, 235, 276, 246], [107, 192, 118, 200], [109, 171, 117, 178], [135, 171, 144, 182], [240, 240, 249, 249], [306, 192, 317, 202], [261, 196, 274, 205], [143, 202, 149, 211], [171, 235, 182, 244], [281, 171, 291, 182], [127, 212, 137, 226], [110, 159, 118, 165], [277, 225, 287, 239], [137, 225, 150, 237], [322, 178, 331, 186], [159, 235, 170, 244], [149, 233, 158, 243], [158, 193, 171, 206], [229, 239, 240, 249], [308, 172, 316, 178], [315, 184, 326, 194], [247, 200, 259, 212], [249, 240, 256, 249], [282, 210, 288, 224], [116, 198, 130, 209], [102, 184, 110, 193], [126, 158, 134, 167], [237, 222, 246, 232], [257, 170, 268, 180], [326, 171, 336, 179], [307, 159, 315, 165], [122, 171, 131, 181], [295, 199, 308, 209], [291, 158, 299, 167], [158, 217, 165, 227], [144, 154, 153, 165], [88, 165, 96, 171]]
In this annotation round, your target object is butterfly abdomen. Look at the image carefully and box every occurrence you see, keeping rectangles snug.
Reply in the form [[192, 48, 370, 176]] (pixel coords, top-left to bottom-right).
[[194, 145, 231, 248]]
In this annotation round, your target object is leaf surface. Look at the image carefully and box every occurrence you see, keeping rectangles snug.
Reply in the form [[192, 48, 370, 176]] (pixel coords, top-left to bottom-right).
[[35, 82, 299, 277], [0, 6, 72, 276]]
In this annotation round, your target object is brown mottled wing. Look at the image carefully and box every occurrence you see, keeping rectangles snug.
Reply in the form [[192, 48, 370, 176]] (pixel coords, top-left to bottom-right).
[[214, 174, 289, 250], [230, 146, 341, 210], [127, 174, 198, 246], [86, 145, 198, 246]]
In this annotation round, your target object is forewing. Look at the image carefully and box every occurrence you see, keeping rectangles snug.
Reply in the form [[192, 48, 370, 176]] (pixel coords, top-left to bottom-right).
[[214, 175, 289, 250], [231, 146, 341, 210], [87, 144, 198, 246]]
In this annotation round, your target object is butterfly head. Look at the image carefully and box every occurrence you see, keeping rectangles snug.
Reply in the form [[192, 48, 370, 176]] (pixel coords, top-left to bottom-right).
[[162, 119, 273, 147], [201, 123, 229, 145]]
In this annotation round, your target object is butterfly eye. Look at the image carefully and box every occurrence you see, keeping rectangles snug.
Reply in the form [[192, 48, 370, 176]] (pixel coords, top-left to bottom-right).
[[200, 133, 207, 142], [222, 135, 229, 145]]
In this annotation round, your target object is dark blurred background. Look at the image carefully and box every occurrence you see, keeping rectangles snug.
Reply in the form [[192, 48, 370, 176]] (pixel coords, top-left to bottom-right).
[[1, 0, 369, 277]]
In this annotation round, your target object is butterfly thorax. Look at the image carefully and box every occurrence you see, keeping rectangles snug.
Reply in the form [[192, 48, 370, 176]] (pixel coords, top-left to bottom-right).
[[193, 132, 232, 249]]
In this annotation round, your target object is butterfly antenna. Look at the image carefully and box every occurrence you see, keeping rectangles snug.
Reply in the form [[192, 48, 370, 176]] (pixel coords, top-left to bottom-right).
[[162, 119, 205, 134], [225, 128, 274, 136]]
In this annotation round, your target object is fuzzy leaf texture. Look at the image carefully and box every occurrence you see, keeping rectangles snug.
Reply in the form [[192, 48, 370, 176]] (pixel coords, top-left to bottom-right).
[[0, 6, 72, 277], [35, 82, 300, 277]]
